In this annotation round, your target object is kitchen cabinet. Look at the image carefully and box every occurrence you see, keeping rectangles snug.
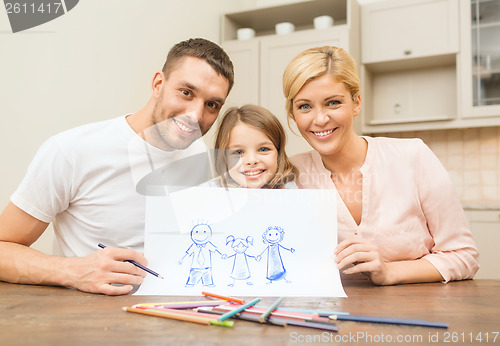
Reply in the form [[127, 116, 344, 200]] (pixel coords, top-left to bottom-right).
[[361, 0, 459, 64], [460, 0, 500, 119], [360, 0, 460, 133], [361, 0, 500, 134], [208, 0, 360, 156], [465, 209, 500, 279]]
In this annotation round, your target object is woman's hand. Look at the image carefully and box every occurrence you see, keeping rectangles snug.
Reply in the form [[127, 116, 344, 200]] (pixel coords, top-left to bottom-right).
[[334, 237, 392, 285]]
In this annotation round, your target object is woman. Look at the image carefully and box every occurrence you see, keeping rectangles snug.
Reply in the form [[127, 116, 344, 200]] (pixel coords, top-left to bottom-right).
[[282, 46, 479, 285]]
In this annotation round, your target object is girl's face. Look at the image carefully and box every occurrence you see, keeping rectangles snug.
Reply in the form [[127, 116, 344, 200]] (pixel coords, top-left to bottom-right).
[[292, 74, 361, 158], [232, 240, 249, 254], [227, 122, 278, 188]]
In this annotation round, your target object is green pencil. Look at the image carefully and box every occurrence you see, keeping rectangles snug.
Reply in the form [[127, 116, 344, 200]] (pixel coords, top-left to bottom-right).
[[218, 298, 261, 321], [259, 297, 284, 323]]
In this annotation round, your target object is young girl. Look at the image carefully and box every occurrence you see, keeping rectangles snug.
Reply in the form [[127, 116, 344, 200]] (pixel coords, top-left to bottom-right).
[[212, 104, 297, 189]]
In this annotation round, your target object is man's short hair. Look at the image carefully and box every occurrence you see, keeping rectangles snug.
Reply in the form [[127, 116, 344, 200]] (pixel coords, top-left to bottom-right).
[[162, 38, 234, 94]]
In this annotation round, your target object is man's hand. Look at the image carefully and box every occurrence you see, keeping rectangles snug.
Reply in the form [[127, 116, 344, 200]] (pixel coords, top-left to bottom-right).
[[64, 247, 148, 295]]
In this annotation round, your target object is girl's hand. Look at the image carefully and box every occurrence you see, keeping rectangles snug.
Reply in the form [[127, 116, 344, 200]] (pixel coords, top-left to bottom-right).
[[334, 237, 392, 285]]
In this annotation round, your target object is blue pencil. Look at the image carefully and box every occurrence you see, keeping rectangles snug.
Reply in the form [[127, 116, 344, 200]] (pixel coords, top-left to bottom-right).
[[218, 298, 261, 321], [97, 243, 164, 279], [257, 305, 349, 316], [330, 314, 448, 328]]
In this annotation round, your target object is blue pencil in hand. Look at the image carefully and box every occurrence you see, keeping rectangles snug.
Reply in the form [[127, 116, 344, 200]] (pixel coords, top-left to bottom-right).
[[97, 243, 164, 279]]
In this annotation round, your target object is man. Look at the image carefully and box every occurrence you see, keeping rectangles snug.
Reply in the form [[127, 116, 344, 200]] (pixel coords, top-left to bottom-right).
[[0, 38, 234, 295]]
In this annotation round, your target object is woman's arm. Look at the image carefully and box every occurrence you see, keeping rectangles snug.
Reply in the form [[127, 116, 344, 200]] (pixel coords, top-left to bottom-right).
[[335, 237, 443, 285]]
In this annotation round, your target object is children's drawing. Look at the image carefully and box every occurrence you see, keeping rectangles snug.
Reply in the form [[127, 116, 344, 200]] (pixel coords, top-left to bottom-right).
[[178, 223, 226, 287], [257, 226, 295, 284], [225, 235, 258, 287], [137, 188, 346, 297]]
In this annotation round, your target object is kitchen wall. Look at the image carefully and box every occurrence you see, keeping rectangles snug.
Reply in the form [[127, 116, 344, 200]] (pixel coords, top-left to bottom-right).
[[0, 0, 252, 254], [377, 126, 500, 208], [0, 0, 252, 209]]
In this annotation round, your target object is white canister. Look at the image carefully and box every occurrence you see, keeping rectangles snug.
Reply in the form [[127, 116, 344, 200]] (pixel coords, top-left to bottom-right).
[[313, 15, 334, 30], [275, 22, 295, 35], [237, 28, 256, 40]]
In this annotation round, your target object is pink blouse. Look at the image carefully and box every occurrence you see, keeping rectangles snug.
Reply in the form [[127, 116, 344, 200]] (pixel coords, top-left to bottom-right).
[[291, 136, 479, 282]]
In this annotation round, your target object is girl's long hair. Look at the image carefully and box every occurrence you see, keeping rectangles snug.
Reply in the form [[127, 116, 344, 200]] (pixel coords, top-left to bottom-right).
[[214, 104, 297, 189]]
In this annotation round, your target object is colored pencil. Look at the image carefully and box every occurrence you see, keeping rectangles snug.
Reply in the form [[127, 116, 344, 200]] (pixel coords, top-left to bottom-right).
[[260, 297, 284, 323], [123, 307, 233, 327], [197, 307, 286, 327], [218, 298, 261, 321], [270, 306, 349, 316], [135, 307, 231, 320], [285, 318, 338, 332], [199, 307, 337, 331], [213, 304, 318, 320], [98, 243, 164, 279], [133, 300, 226, 309], [330, 314, 448, 328], [202, 291, 245, 305]]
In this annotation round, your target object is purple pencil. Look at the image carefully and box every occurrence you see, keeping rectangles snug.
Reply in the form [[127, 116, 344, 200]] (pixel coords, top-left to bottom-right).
[[133, 300, 226, 310]]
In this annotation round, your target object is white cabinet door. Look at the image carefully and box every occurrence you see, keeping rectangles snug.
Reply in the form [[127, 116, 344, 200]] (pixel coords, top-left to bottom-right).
[[465, 210, 500, 279], [369, 65, 456, 124], [222, 40, 260, 109], [260, 26, 349, 156], [362, 0, 459, 64], [203, 40, 260, 147]]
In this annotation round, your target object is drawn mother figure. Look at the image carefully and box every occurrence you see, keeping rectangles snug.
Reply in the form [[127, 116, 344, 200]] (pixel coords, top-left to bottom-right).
[[258, 226, 295, 284]]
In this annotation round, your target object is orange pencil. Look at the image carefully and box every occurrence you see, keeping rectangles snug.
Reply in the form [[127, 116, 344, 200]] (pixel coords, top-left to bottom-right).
[[123, 307, 233, 327], [202, 291, 245, 305], [135, 306, 226, 320]]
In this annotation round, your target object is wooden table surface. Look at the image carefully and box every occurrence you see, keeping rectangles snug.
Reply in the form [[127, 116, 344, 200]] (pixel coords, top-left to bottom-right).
[[1, 279, 499, 345]]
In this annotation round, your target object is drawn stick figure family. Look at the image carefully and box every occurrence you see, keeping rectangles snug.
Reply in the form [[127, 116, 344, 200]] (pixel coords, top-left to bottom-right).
[[178, 223, 295, 287]]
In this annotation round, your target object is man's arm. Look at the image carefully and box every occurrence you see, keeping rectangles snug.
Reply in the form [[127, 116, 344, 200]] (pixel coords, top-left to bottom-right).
[[0, 202, 147, 295]]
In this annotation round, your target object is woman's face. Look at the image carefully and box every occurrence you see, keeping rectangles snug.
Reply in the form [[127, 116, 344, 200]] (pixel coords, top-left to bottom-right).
[[291, 74, 361, 157]]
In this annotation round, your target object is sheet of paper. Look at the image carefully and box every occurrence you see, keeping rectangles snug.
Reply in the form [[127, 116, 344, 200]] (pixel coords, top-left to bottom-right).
[[135, 187, 346, 297]]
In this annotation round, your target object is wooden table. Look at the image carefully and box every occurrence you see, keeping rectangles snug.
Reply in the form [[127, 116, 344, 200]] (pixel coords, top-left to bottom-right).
[[1, 280, 499, 345]]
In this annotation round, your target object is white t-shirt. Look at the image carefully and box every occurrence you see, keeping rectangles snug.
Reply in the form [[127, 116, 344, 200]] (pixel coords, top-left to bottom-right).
[[11, 115, 209, 257]]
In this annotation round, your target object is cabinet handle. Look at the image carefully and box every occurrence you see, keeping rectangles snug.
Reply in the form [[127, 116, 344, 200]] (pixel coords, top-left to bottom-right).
[[394, 103, 401, 114], [404, 50, 412, 56]]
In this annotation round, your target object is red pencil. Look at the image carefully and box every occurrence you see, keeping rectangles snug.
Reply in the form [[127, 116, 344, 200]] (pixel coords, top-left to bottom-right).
[[201, 291, 245, 305]]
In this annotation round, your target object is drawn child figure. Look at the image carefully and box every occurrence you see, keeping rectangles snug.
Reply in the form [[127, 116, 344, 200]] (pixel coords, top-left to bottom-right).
[[178, 223, 226, 287], [257, 226, 295, 284], [225, 235, 257, 287], [210, 104, 297, 189]]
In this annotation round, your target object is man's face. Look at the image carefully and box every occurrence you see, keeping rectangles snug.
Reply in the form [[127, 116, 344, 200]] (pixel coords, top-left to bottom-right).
[[191, 224, 212, 245], [149, 57, 229, 151]]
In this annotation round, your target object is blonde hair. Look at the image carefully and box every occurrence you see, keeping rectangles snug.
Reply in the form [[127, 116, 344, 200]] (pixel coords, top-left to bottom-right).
[[214, 104, 297, 189], [282, 46, 360, 125]]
